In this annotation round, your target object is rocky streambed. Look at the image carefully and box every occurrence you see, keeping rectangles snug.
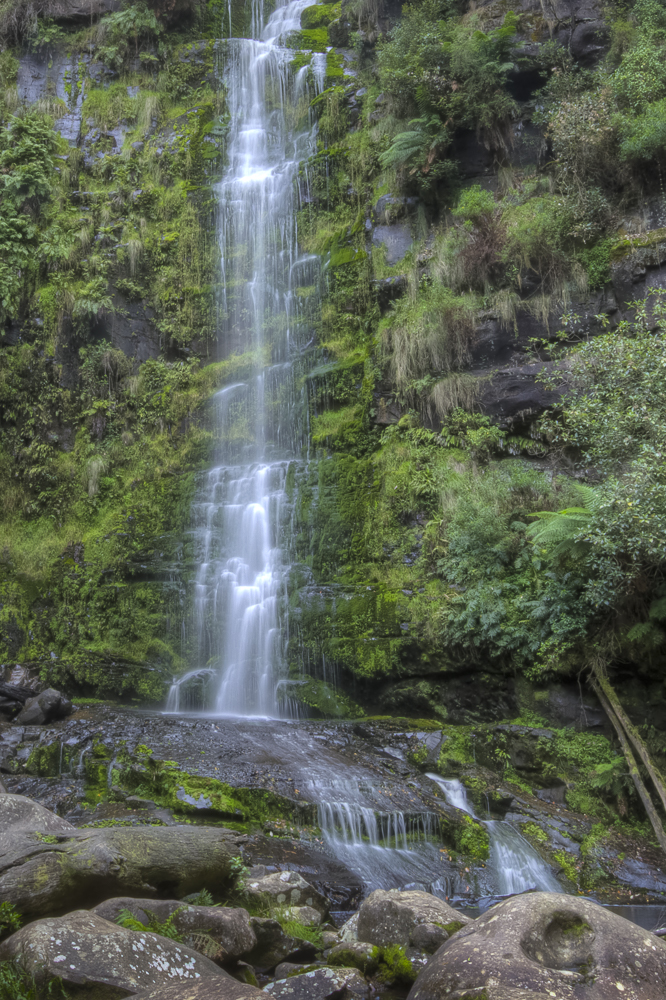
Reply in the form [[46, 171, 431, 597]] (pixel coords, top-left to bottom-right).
[[3, 705, 666, 910]]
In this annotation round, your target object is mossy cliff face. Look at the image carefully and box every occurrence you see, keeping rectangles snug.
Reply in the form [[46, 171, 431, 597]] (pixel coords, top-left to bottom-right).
[[3, 0, 666, 744]]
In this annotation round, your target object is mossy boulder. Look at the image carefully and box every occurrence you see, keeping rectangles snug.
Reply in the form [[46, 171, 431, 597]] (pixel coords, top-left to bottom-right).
[[0, 794, 242, 919]]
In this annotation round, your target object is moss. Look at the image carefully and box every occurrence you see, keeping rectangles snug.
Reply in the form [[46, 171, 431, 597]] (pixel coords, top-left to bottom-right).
[[609, 227, 666, 262], [374, 944, 418, 986], [283, 675, 365, 718], [553, 849, 579, 885], [521, 821, 548, 845], [455, 813, 490, 861], [301, 3, 341, 29]]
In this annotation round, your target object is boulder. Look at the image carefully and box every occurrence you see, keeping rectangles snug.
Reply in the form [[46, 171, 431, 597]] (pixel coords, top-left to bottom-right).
[[0, 910, 227, 996], [15, 687, 72, 725], [407, 891, 666, 1000], [92, 898, 257, 962], [357, 890, 470, 950], [0, 794, 240, 919], [133, 982, 264, 999], [264, 966, 369, 998], [244, 871, 329, 917]]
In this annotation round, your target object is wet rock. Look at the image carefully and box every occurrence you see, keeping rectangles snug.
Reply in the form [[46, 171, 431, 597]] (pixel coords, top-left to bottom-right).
[[357, 890, 470, 950], [92, 898, 257, 962], [372, 224, 413, 266], [16, 688, 72, 726], [0, 910, 227, 995], [133, 982, 263, 999], [245, 870, 329, 917], [265, 966, 369, 998], [407, 891, 666, 1000], [0, 794, 239, 918]]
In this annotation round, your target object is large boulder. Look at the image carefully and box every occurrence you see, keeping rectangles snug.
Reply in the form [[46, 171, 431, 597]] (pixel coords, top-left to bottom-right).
[[92, 898, 257, 963], [264, 966, 370, 998], [0, 910, 228, 997], [0, 794, 240, 919], [357, 890, 470, 951], [244, 871, 329, 917], [15, 687, 72, 725], [407, 892, 666, 1000]]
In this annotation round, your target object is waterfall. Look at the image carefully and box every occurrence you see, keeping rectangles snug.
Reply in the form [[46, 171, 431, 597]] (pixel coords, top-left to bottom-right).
[[428, 774, 563, 896], [170, 0, 323, 717]]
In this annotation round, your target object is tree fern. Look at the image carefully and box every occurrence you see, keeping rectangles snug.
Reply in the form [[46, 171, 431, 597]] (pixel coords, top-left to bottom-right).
[[527, 484, 599, 561]]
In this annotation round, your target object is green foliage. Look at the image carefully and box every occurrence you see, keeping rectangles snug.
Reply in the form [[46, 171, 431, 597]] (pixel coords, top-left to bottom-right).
[[374, 944, 417, 985], [279, 919, 324, 946], [182, 888, 215, 906], [378, 5, 518, 151], [116, 907, 184, 941], [95, 3, 163, 70], [0, 902, 22, 939]]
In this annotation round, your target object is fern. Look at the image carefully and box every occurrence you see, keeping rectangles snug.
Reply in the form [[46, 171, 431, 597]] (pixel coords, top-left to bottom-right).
[[379, 115, 450, 171], [527, 485, 599, 560], [116, 907, 184, 941]]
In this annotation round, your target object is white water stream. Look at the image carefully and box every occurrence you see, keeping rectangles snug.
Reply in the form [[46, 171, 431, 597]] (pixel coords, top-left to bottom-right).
[[168, 0, 324, 717], [429, 774, 562, 896]]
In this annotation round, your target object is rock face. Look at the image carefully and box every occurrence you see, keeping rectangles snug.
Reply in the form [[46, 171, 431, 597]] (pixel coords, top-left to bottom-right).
[[244, 871, 329, 917], [0, 794, 238, 918], [15, 687, 72, 725], [264, 966, 370, 998], [0, 910, 228, 996], [92, 898, 257, 963], [357, 890, 470, 951], [407, 892, 666, 1000]]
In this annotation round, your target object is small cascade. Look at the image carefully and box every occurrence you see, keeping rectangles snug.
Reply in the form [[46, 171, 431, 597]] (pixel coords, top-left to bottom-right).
[[428, 774, 563, 896], [309, 776, 446, 892]]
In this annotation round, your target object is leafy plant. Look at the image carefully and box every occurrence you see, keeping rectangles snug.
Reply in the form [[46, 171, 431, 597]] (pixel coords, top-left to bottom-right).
[[0, 902, 21, 939], [116, 907, 184, 941]]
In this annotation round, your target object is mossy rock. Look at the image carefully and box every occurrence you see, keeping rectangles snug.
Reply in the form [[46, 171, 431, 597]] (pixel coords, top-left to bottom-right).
[[300, 3, 341, 29]]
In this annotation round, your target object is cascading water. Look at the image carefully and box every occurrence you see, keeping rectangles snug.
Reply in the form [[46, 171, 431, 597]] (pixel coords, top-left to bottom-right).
[[428, 774, 563, 896], [169, 0, 324, 717]]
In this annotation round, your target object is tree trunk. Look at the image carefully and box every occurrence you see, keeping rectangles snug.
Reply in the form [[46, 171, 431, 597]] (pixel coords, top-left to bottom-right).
[[592, 679, 666, 854], [594, 670, 666, 817]]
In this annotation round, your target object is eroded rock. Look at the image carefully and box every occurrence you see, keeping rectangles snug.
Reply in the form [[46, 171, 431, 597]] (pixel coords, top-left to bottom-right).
[[357, 890, 470, 950], [0, 910, 227, 996], [407, 892, 666, 1000]]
